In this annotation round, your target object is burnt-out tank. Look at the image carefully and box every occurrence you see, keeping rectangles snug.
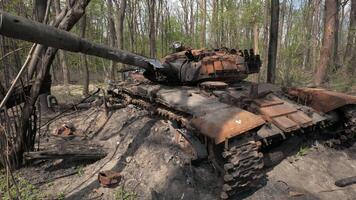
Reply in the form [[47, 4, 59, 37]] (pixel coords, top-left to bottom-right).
[[107, 48, 356, 199], [1, 11, 355, 199]]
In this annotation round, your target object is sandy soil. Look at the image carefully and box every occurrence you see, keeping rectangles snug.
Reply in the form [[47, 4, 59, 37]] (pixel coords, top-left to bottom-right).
[[16, 104, 356, 200]]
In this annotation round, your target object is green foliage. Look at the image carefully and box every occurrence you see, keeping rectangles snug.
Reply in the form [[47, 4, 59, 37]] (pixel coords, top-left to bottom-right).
[[0, 170, 44, 200], [114, 185, 137, 200], [77, 166, 85, 177], [297, 146, 310, 157], [57, 191, 65, 200]]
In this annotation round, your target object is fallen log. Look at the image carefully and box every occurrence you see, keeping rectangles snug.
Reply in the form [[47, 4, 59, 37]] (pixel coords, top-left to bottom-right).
[[23, 141, 107, 161], [23, 151, 106, 161]]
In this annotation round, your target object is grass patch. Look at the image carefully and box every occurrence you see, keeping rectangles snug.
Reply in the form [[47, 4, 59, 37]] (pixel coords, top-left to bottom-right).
[[0, 170, 44, 200], [57, 191, 65, 200], [77, 166, 85, 177], [114, 185, 137, 200], [297, 146, 310, 157]]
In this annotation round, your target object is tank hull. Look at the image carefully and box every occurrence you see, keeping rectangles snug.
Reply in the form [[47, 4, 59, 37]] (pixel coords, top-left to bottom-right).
[[108, 80, 347, 199]]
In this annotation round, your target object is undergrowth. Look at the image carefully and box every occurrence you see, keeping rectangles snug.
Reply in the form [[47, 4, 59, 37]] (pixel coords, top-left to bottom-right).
[[114, 184, 138, 200], [0, 170, 43, 200]]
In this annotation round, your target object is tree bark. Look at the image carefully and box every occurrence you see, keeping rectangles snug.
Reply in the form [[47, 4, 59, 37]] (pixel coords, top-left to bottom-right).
[[107, 0, 117, 80], [27, 0, 48, 79], [262, 0, 270, 81], [114, 0, 127, 80], [147, 0, 156, 57], [311, 0, 321, 71], [267, 0, 279, 84], [59, 51, 70, 85], [344, 0, 356, 68], [11, 0, 91, 168], [80, 14, 89, 96], [314, 0, 338, 86], [253, 22, 259, 54], [198, 0, 206, 47], [332, 0, 340, 69], [54, 0, 70, 86]]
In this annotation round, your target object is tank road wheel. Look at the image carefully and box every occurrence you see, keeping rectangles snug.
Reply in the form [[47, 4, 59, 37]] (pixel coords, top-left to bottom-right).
[[210, 135, 265, 199], [343, 105, 356, 142]]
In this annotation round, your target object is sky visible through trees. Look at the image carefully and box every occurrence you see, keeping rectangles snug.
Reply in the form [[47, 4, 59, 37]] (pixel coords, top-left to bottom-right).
[[0, 0, 355, 92]]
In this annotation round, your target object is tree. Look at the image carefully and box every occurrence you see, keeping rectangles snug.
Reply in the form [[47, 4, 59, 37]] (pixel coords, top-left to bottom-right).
[[198, 0, 206, 47], [314, 0, 338, 86], [147, 0, 156, 57], [13, 0, 91, 168], [267, 0, 279, 84], [344, 0, 356, 69], [114, 0, 127, 79], [54, 0, 70, 86], [80, 14, 89, 96], [107, 0, 117, 80]]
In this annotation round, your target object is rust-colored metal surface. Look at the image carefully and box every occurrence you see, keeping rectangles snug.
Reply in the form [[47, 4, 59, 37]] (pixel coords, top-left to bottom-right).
[[98, 170, 122, 188], [253, 94, 315, 132], [191, 107, 265, 144], [259, 104, 297, 118], [288, 87, 356, 113], [288, 112, 313, 128], [272, 116, 299, 132]]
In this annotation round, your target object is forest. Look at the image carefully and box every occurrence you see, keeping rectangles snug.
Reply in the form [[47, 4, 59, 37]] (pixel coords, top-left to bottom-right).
[[0, 0, 355, 93], [0, 0, 356, 200]]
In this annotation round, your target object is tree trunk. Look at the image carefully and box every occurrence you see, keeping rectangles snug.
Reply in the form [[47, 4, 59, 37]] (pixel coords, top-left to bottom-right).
[[262, 0, 270, 82], [304, 0, 313, 70], [332, 0, 340, 69], [147, 0, 156, 57], [27, 0, 48, 79], [253, 22, 259, 54], [114, 0, 127, 80], [12, 0, 91, 168], [314, 0, 338, 86], [344, 0, 356, 68], [267, 0, 279, 84], [33, 0, 47, 23], [311, 0, 321, 71], [59, 51, 70, 85], [54, 0, 70, 86], [190, 0, 195, 40], [107, 0, 117, 81], [80, 14, 89, 96], [198, 0, 206, 47]]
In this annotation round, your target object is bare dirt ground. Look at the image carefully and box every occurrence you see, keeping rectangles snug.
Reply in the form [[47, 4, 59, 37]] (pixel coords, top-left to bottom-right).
[[14, 85, 356, 200]]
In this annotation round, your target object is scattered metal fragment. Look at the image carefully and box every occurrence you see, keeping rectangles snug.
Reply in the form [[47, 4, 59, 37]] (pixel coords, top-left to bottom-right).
[[98, 170, 122, 187], [335, 176, 356, 187], [289, 191, 304, 197], [55, 123, 75, 136]]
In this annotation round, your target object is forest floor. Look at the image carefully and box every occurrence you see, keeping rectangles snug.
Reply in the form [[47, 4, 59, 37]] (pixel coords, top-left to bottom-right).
[[9, 84, 356, 200]]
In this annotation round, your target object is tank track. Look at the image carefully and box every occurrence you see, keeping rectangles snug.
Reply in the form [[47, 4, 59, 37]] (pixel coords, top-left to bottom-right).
[[114, 90, 265, 199], [343, 106, 356, 141], [220, 137, 264, 199]]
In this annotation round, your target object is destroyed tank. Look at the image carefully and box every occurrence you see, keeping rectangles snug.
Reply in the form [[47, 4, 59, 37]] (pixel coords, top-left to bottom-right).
[[1, 11, 355, 199]]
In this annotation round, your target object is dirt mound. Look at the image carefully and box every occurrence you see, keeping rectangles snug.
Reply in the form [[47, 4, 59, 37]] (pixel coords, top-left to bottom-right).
[[17, 105, 356, 200]]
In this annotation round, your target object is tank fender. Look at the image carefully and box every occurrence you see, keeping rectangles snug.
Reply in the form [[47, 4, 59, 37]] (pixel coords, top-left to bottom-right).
[[191, 107, 265, 144], [287, 87, 356, 113]]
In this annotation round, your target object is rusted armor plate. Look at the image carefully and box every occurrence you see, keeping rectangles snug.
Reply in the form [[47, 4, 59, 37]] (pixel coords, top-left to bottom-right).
[[155, 88, 230, 116], [259, 104, 297, 118], [200, 81, 228, 90], [272, 116, 299, 132], [191, 107, 265, 144], [252, 94, 316, 133], [288, 87, 356, 113]]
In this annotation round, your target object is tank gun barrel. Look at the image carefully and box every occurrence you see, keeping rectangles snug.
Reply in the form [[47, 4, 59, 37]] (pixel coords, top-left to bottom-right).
[[0, 11, 152, 70]]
